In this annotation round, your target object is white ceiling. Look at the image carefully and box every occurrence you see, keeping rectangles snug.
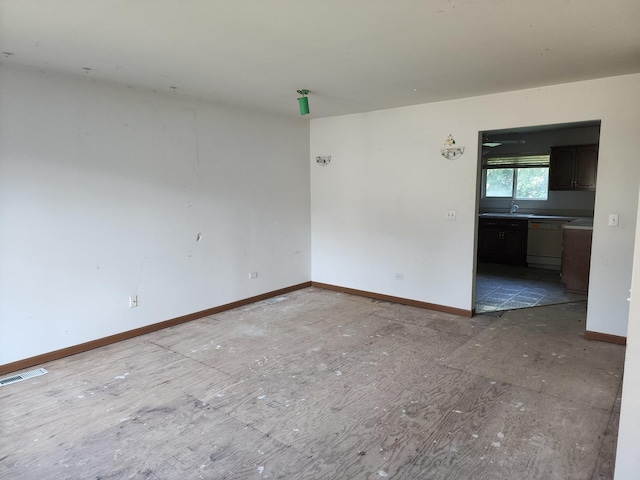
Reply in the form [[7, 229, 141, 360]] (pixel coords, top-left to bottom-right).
[[1, 0, 639, 118]]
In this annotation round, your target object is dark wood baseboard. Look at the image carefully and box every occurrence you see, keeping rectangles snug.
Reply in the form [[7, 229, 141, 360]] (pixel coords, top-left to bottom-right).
[[0, 282, 312, 376], [585, 330, 627, 346], [311, 282, 473, 318]]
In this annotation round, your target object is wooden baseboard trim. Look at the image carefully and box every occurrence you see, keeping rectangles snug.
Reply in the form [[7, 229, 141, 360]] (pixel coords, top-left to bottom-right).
[[0, 282, 312, 376], [585, 330, 627, 346], [311, 282, 472, 318]]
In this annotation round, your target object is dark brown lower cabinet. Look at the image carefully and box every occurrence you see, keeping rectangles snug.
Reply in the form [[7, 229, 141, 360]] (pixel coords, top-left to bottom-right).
[[561, 227, 593, 294], [478, 218, 528, 265]]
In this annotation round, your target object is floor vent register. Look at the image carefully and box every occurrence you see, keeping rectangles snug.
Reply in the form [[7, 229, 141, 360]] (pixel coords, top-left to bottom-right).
[[0, 368, 48, 387]]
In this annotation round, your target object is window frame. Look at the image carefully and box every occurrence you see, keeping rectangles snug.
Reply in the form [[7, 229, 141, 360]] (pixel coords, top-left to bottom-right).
[[482, 154, 550, 201]]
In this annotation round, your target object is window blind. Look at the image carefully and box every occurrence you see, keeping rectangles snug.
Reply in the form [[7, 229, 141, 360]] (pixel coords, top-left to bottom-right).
[[483, 155, 550, 169]]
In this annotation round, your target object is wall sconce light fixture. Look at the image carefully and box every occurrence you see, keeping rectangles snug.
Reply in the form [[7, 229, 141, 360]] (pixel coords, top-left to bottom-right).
[[441, 134, 465, 160], [297, 89, 310, 115]]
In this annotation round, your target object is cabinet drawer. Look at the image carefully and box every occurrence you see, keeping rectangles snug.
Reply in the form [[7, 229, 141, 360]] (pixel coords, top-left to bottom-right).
[[479, 218, 527, 230]]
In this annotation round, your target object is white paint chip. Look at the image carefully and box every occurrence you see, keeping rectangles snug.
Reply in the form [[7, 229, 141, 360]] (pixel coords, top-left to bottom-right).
[[264, 296, 287, 304], [335, 370, 343, 376], [492, 441, 501, 448], [258, 466, 265, 474], [378, 470, 390, 477], [497, 432, 505, 439], [257, 395, 266, 400]]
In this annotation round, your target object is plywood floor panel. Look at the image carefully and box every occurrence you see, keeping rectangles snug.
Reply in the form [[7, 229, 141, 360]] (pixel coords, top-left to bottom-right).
[[149, 293, 383, 377], [2, 394, 314, 480], [393, 381, 610, 480], [591, 382, 623, 480], [0, 288, 624, 479], [439, 302, 624, 411]]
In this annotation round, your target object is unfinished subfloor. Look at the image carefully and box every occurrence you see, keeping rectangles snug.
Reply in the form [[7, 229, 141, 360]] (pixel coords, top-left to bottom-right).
[[0, 287, 624, 479]]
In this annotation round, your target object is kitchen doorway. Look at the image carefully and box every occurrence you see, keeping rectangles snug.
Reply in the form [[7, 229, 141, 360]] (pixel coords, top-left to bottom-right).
[[474, 121, 600, 314]]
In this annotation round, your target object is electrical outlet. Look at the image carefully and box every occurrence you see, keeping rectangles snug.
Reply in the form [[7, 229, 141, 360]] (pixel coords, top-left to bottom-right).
[[395, 273, 404, 280], [249, 272, 258, 279], [608, 213, 619, 227], [129, 295, 138, 308], [446, 210, 456, 220]]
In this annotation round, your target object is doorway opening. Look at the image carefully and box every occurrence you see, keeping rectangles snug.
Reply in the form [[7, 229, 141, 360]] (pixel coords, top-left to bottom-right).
[[474, 120, 600, 314]]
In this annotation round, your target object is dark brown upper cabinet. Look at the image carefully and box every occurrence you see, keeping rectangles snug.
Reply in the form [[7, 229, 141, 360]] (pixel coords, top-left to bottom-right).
[[549, 145, 598, 191]]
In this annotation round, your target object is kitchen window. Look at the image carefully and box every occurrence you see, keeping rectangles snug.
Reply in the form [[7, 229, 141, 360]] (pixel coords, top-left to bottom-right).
[[483, 155, 550, 200]]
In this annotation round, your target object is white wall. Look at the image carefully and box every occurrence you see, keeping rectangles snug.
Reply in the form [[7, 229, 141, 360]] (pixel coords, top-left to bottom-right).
[[310, 74, 640, 336], [614, 186, 640, 479], [0, 65, 311, 365]]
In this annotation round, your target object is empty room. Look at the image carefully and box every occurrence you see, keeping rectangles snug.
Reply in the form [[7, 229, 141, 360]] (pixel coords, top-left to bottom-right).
[[2, 1, 640, 479]]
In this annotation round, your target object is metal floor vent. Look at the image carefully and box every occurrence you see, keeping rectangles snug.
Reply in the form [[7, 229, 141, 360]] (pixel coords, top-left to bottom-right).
[[0, 368, 48, 387]]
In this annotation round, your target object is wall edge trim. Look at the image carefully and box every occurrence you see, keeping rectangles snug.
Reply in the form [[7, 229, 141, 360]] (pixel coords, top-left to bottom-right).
[[311, 281, 472, 318], [585, 330, 627, 346], [0, 282, 312, 376]]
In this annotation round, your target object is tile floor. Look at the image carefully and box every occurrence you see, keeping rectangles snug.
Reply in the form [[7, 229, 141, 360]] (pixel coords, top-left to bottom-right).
[[475, 262, 587, 313]]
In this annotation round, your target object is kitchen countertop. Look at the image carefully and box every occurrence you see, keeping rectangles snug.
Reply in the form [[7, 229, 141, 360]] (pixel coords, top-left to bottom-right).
[[563, 217, 594, 230], [478, 213, 579, 221], [478, 213, 595, 229]]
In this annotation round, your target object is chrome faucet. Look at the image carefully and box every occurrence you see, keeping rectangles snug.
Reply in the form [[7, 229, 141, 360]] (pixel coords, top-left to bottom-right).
[[510, 202, 520, 214]]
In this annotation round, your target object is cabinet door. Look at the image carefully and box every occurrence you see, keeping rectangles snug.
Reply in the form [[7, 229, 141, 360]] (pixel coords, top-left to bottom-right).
[[478, 228, 502, 261], [549, 147, 576, 190], [502, 230, 527, 265], [561, 229, 593, 294], [574, 145, 598, 190]]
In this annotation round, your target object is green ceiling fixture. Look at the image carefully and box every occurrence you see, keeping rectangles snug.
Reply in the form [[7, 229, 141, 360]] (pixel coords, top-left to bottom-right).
[[297, 89, 310, 115]]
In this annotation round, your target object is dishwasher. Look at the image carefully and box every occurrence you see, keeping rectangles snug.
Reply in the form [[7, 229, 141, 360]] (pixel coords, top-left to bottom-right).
[[527, 220, 567, 269]]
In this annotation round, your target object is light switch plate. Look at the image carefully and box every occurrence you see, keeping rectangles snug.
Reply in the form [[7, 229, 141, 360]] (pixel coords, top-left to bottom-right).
[[608, 213, 619, 227]]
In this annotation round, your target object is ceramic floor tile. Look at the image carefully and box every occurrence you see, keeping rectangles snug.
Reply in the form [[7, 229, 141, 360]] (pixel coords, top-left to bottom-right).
[[476, 263, 587, 313]]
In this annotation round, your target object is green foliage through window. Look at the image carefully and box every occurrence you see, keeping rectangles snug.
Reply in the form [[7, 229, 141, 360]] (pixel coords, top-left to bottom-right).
[[515, 167, 549, 200], [486, 169, 514, 197]]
